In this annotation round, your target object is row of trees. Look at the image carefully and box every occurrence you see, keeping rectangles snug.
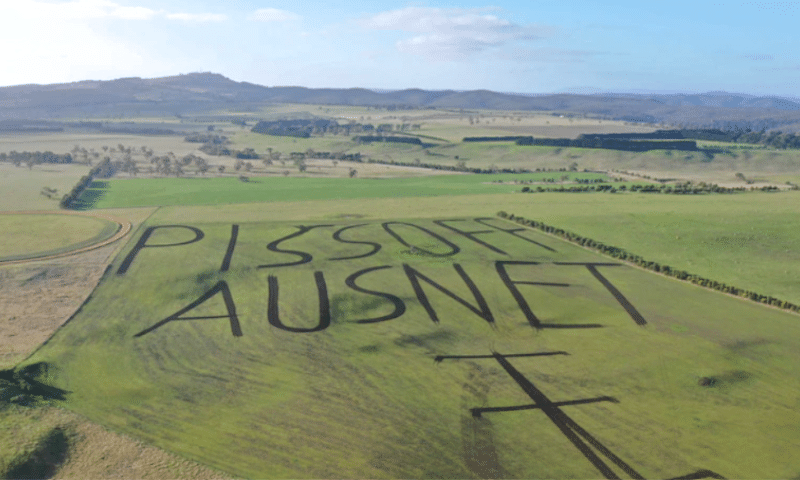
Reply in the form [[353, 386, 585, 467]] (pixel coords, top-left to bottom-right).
[[148, 153, 210, 176], [0, 151, 73, 168], [496, 211, 800, 314], [184, 133, 229, 144], [250, 119, 421, 138], [520, 183, 777, 194], [516, 136, 699, 152], [463, 136, 528, 142], [582, 128, 800, 150], [353, 135, 423, 145], [353, 156, 532, 174], [59, 158, 115, 209]]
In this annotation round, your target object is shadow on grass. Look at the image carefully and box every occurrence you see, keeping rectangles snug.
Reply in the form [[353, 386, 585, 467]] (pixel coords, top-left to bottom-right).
[[70, 180, 108, 211], [0, 363, 69, 406], [3, 428, 70, 480]]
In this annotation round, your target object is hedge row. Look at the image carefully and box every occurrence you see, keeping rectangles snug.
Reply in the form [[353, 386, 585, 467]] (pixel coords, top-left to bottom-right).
[[516, 136, 699, 151], [353, 157, 532, 174], [0, 150, 73, 166], [496, 211, 800, 314], [59, 158, 113, 209], [352, 135, 422, 145], [462, 136, 528, 142], [519, 183, 764, 194], [579, 128, 800, 150]]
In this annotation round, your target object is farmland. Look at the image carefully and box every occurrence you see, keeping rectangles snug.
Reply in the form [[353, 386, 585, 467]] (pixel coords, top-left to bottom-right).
[[73, 172, 609, 209], [18, 212, 800, 479], [2, 104, 800, 479], [0, 213, 119, 262]]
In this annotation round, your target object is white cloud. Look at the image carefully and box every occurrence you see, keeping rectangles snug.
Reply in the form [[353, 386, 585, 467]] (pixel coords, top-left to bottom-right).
[[0, 0, 220, 86], [5, 0, 226, 23], [166, 12, 228, 22], [4, 0, 157, 20], [249, 8, 300, 22], [0, 17, 149, 85], [361, 7, 552, 60]]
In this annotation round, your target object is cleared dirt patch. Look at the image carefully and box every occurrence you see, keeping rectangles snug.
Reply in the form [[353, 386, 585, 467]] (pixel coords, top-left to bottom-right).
[[54, 410, 232, 480], [0, 245, 117, 369], [0, 406, 232, 480]]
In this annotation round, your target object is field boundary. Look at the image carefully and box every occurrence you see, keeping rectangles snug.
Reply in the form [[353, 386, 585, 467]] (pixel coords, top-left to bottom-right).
[[497, 211, 800, 315], [0, 211, 132, 265]]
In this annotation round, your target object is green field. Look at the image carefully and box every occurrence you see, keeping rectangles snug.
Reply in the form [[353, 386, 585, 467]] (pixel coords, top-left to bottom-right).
[[4, 107, 800, 479], [0, 163, 90, 212], [74, 176, 800, 307], [511, 191, 800, 306], [73, 172, 607, 209], [15, 204, 800, 478], [0, 213, 119, 262]]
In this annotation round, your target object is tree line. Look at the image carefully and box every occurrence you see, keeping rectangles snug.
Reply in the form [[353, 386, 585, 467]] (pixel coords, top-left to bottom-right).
[[496, 211, 800, 314], [519, 182, 771, 194], [515, 136, 699, 152], [250, 119, 420, 138], [59, 158, 116, 209], [184, 133, 229, 144], [353, 157, 532, 174], [463, 136, 530, 142], [582, 128, 800, 149], [0, 151, 73, 168], [352, 136, 423, 145]]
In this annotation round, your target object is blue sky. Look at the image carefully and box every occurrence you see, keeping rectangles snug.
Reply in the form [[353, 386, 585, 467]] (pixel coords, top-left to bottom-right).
[[1, 0, 798, 96]]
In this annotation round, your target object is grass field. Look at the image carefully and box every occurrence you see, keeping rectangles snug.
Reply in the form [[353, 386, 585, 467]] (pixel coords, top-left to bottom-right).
[[74, 174, 800, 307], [16, 207, 800, 478], [73, 172, 607, 209], [0, 213, 119, 262], [0, 163, 90, 212], [4, 106, 800, 479]]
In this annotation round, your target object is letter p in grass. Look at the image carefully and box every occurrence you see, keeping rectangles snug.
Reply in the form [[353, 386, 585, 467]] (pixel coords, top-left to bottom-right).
[[117, 225, 205, 275]]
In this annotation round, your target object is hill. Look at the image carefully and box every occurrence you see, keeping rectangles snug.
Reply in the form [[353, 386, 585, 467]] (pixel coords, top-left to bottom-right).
[[3, 73, 800, 131]]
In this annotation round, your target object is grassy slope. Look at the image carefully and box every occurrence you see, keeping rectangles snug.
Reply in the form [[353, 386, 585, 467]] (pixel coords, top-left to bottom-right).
[[18, 206, 800, 479], [0, 214, 118, 261]]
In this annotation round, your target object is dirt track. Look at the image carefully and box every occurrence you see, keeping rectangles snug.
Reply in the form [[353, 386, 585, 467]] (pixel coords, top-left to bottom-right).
[[0, 210, 132, 266]]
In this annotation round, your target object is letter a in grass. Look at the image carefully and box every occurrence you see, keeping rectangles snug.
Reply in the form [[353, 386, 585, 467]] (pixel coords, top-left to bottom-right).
[[134, 281, 242, 338]]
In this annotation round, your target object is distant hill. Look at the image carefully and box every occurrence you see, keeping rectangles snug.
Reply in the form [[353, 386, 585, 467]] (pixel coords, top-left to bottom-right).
[[2, 72, 800, 131]]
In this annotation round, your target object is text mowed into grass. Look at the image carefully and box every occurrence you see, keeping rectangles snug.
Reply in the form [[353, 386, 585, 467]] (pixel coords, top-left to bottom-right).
[[33, 217, 749, 478]]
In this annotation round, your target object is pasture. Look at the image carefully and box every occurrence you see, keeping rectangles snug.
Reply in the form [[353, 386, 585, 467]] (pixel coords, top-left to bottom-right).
[[72, 172, 606, 209], [0, 163, 89, 212], [15, 206, 800, 479], [0, 213, 119, 262], [3, 104, 800, 478], [72, 175, 800, 307]]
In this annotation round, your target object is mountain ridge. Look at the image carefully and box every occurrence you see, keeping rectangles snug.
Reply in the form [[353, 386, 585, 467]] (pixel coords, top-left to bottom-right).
[[2, 72, 800, 131]]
